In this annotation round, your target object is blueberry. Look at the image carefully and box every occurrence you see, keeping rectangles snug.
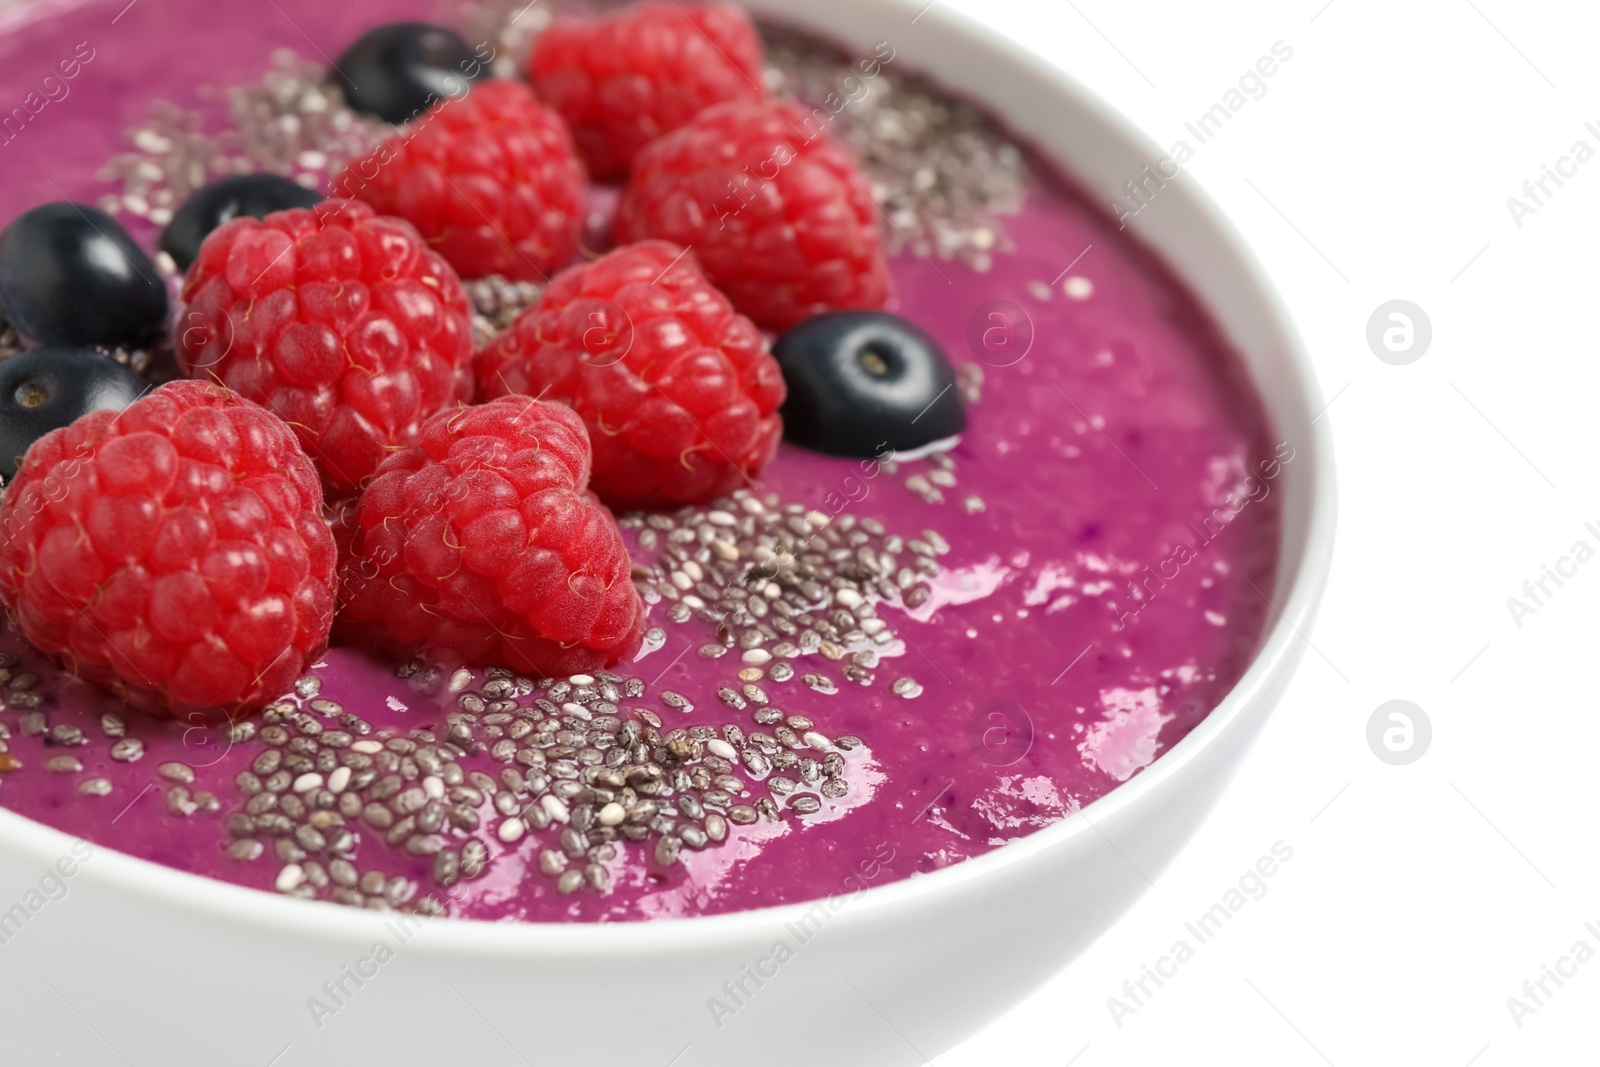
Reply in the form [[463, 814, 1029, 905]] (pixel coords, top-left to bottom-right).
[[0, 202, 168, 350], [773, 312, 966, 457], [334, 22, 488, 125], [160, 174, 323, 272], [0, 348, 146, 480]]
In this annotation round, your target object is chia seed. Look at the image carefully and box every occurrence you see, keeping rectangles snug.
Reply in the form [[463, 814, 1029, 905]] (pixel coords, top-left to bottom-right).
[[109, 738, 145, 762]]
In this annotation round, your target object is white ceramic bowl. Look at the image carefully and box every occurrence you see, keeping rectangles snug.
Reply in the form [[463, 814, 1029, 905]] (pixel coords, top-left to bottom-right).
[[0, 2, 1334, 1063]]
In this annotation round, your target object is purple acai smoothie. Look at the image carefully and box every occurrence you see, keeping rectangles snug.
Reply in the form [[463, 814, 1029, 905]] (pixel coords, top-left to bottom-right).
[[0, 0, 1282, 921]]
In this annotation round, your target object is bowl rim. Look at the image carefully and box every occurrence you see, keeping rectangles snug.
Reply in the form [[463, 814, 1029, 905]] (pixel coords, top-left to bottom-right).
[[0, 0, 1337, 959]]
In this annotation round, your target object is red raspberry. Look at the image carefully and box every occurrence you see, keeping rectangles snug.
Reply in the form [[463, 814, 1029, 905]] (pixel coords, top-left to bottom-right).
[[334, 79, 585, 280], [0, 381, 336, 718], [613, 100, 890, 331], [530, 1, 766, 181], [177, 198, 475, 496], [474, 241, 785, 508], [336, 396, 644, 676]]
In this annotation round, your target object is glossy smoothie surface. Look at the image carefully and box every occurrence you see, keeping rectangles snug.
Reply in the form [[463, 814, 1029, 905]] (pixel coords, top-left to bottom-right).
[[0, 0, 1281, 920]]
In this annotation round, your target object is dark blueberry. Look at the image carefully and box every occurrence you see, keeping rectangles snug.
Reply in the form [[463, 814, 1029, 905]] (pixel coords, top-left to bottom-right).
[[0, 347, 146, 480], [0, 202, 168, 350], [334, 22, 489, 125], [773, 312, 966, 458], [160, 174, 323, 272]]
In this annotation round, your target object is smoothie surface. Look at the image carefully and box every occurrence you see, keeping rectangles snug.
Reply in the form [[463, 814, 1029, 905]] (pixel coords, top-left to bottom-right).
[[0, 0, 1282, 921]]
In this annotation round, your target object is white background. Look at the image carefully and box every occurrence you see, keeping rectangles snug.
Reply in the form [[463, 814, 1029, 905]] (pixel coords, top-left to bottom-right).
[[930, 1, 1600, 1064]]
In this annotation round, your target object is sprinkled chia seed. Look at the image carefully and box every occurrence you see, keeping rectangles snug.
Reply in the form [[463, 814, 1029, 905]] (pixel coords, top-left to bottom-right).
[[229, 839, 264, 862], [892, 676, 924, 698], [540, 794, 570, 823], [109, 738, 144, 762], [804, 674, 838, 695], [653, 835, 681, 867], [789, 794, 822, 815], [157, 762, 194, 783], [432, 850, 461, 888], [465, 275, 546, 344], [405, 834, 443, 856], [165, 786, 199, 816], [50, 724, 84, 746]]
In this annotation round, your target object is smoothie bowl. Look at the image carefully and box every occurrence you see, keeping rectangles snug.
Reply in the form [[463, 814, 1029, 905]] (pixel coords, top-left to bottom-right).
[[0, 0, 1332, 1062]]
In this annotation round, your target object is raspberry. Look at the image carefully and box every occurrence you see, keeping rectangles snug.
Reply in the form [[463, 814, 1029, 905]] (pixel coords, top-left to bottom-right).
[[530, 2, 766, 181], [336, 396, 644, 676], [334, 79, 585, 280], [613, 100, 891, 331], [0, 380, 336, 718], [475, 241, 785, 508], [177, 198, 475, 496]]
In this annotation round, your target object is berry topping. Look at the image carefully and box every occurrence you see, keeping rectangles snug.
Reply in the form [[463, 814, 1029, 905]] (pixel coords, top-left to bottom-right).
[[336, 395, 645, 677], [176, 198, 475, 496], [333, 22, 489, 125], [0, 201, 168, 350], [0, 380, 336, 717], [773, 311, 965, 456], [334, 79, 585, 282], [530, 1, 767, 181], [613, 99, 890, 332], [0, 347, 147, 480], [160, 173, 324, 272], [475, 241, 785, 508]]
